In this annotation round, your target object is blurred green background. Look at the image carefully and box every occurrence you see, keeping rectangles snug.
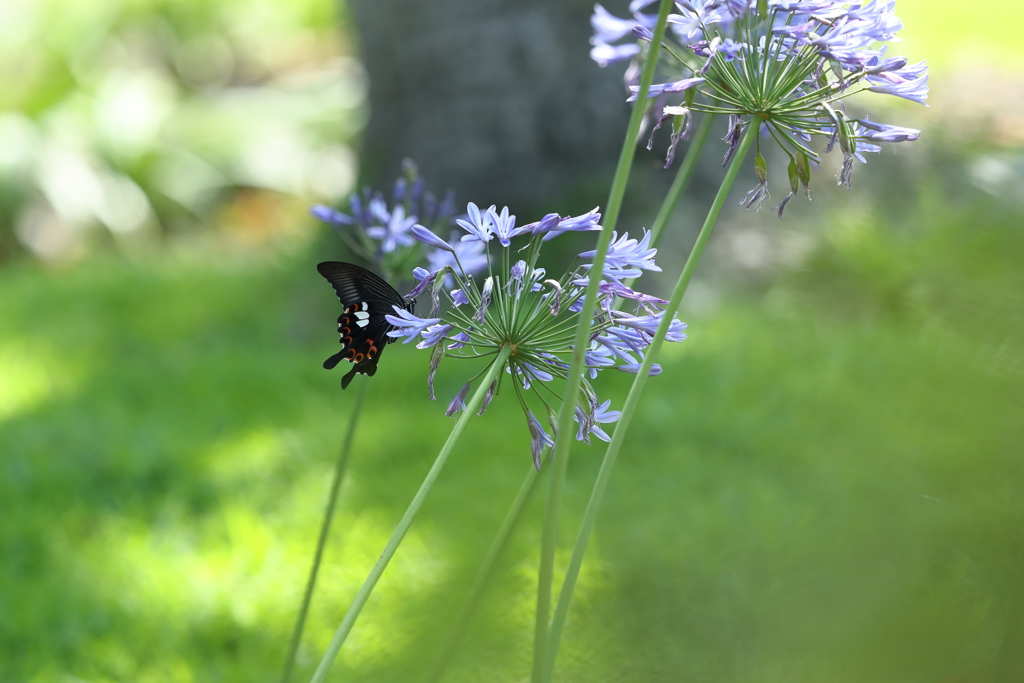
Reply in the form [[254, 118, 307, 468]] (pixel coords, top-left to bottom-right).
[[1, 1, 1023, 682]]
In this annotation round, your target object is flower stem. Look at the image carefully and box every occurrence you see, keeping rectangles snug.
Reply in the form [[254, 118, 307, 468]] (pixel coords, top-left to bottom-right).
[[647, 113, 716, 248], [531, 3, 676, 681], [545, 123, 757, 680], [308, 345, 513, 683], [422, 465, 542, 683], [281, 380, 370, 683]]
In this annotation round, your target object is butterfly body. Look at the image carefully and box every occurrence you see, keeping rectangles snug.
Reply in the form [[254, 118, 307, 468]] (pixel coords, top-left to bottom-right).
[[317, 261, 414, 389]]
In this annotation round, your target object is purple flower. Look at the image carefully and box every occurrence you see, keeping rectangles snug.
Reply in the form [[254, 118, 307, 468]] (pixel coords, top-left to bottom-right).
[[427, 231, 488, 276], [598, 280, 668, 310], [476, 277, 493, 323], [487, 206, 517, 247], [865, 55, 908, 75], [513, 213, 560, 239], [718, 37, 745, 61], [366, 204, 417, 253], [629, 0, 658, 15], [514, 265, 547, 293], [555, 210, 596, 233], [310, 204, 352, 226], [390, 200, 688, 454], [456, 202, 494, 243], [773, 193, 796, 218], [527, 410, 555, 470], [598, 280, 667, 315], [574, 399, 622, 443], [580, 230, 661, 281], [531, 208, 603, 242], [698, 36, 722, 74], [867, 62, 929, 104], [545, 279, 564, 315], [385, 307, 441, 344], [508, 362, 555, 390], [412, 224, 454, 252], [618, 362, 663, 376], [405, 268, 437, 299], [767, 0, 838, 11], [627, 77, 706, 102], [855, 118, 920, 143], [585, 343, 617, 379], [445, 383, 471, 417], [852, 141, 881, 164], [589, 1, 659, 65], [418, 323, 454, 349], [710, 0, 748, 21], [667, 2, 727, 40], [447, 330, 471, 350], [633, 25, 654, 41], [427, 344, 442, 399], [740, 180, 771, 211], [844, 0, 903, 42], [722, 115, 744, 166], [477, 379, 497, 416], [613, 310, 688, 341], [590, 41, 641, 67], [593, 326, 646, 365], [591, 0, 928, 207], [591, 3, 639, 44]]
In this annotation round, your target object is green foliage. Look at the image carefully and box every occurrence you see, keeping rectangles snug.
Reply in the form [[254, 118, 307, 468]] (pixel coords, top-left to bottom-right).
[[0, 0, 358, 261], [1, 179, 1021, 681]]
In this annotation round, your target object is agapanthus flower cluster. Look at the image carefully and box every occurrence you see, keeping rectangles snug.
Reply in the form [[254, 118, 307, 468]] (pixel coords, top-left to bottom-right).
[[591, 0, 928, 214], [311, 160, 486, 281], [390, 202, 687, 469]]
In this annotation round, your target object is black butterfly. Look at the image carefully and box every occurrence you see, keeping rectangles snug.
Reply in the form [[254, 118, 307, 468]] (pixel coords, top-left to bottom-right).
[[317, 261, 415, 389]]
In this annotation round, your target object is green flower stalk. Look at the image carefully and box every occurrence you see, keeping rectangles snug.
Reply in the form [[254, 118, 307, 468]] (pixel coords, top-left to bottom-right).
[[538, 0, 933, 676], [286, 165, 473, 682], [532, 2, 678, 680], [544, 124, 756, 681], [422, 116, 716, 683], [422, 466, 542, 683], [309, 345, 511, 683], [280, 381, 368, 683]]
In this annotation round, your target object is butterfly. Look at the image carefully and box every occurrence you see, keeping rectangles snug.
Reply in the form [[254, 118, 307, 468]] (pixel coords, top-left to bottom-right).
[[317, 261, 415, 389]]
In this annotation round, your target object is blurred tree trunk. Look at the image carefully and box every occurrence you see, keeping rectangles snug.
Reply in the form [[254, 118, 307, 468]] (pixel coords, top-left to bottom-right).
[[350, 0, 631, 214]]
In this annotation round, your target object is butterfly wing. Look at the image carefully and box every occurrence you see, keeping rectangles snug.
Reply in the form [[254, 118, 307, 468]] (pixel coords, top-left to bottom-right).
[[317, 262, 411, 389]]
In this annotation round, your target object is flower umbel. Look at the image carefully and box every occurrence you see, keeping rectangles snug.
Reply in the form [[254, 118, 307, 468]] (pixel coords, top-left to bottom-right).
[[401, 201, 686, 468], [591, 0, 929, 212], [310, 160, 472, 280]]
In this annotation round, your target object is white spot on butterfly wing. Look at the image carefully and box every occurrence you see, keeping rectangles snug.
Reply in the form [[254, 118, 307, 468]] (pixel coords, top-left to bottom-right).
[[356, 319, 369, 328], [354, 311, 369, 320]]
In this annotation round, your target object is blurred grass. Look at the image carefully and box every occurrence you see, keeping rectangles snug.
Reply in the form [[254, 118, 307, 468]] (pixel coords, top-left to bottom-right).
[[897, 0, 1024, 72], [1, 178, 1022, 682], [0, 0, 360, 261]]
